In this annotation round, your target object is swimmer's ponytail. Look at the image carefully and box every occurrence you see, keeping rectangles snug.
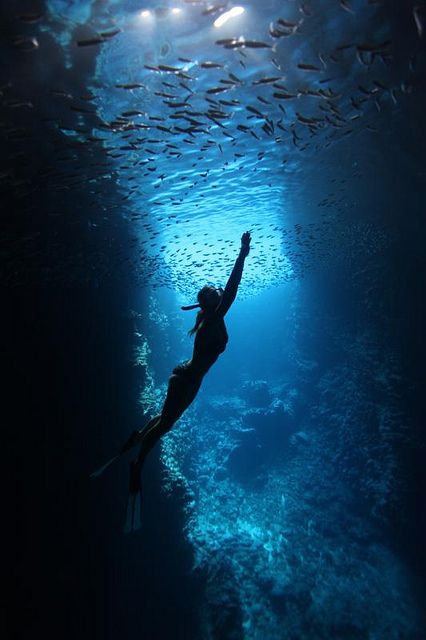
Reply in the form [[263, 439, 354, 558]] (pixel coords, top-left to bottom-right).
[[188, 310, 204, 337]]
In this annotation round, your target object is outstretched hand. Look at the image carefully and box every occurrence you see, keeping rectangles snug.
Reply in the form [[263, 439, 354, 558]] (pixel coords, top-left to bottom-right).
[[240, 231, 251, 256]]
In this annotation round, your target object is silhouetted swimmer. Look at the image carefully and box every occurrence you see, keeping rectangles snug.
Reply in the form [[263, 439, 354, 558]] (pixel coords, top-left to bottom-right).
[[92, 231, 251, 531]]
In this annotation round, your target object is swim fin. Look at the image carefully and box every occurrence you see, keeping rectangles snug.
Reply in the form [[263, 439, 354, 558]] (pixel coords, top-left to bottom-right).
[[90, 429, 143, 479], [90, 454, 120, 478], [123, 461, 143, 533]]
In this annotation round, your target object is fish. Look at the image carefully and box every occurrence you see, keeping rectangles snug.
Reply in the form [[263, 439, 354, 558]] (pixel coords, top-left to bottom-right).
[[318, 52, 327, 69], [413, 5, 425, 38], [176, 71, 193, 80], [228, 72, 242, 84], [219, 99, 240, 106], [200, 61, 224, 69], [261, 122, 273, 135], [206, 86, 230, 94], [244, 40, 272, 49], [277, 18, 298, 28], [252, 77, 282, 85], [179, 82, 194, 93], [13, 35, 39, 51], [273, 92, 296, 100], [339, 0, 355, 14], [298, 63, 322, 72], [350, 96, 363, 110], [77, 37, 105, 47], [17, 12, 44, 23], [269, 26, 296, 38], [300, 3, 313, 16], [154, 91, 177, 98], [373, 80, 388, 91], [336, 43, 355, 51], [216, 38, 272, 49], [296, 113, 322, 126], [202, 4, 226, 16], [115, 83, 146, 90], [246, 105, 264, 117], [206, 114, 225, 128], [157, 64, 185, 73], [318, 88, 341, 99], [357, 40, 391, 52], [356, 49, 371, 66], [3, 99, 33, 108], [163, 101, 190, 108], [70, 105, 97, 114], [272, 77, 291, 90], [100, 29, 121, 39], [121, 110, 144, 117]]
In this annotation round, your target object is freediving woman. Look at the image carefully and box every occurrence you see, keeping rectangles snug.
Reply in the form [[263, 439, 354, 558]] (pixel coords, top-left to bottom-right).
[[92, 231, 251, 530]]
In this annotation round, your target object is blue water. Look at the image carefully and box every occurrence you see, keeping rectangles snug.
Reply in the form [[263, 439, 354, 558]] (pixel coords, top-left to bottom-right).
[[2, 1, 425, 639]]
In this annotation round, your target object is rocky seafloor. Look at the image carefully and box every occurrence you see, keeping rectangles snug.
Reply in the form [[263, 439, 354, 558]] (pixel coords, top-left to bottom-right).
[[156, 338, 423, 640]]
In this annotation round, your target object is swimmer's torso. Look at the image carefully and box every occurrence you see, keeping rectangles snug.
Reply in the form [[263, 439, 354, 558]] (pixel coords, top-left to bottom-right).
[[174, 313, 229, 381]]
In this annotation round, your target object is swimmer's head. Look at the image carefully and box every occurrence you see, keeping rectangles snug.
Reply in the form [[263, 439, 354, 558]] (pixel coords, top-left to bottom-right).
[[197, 285, 223, 311]]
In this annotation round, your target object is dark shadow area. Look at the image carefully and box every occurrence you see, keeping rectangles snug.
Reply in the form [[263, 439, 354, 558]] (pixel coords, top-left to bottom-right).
[[2, 283, 205, 640]]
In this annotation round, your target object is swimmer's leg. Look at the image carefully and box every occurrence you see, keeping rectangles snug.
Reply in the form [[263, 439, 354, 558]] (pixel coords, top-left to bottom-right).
[[123, 414, 176, 532], [122, 374, 202, 531], [120, 415, 161, 454]]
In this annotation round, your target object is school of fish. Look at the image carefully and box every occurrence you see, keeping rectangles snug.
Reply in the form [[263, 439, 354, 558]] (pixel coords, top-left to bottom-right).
[[0, 0, 424, 295]]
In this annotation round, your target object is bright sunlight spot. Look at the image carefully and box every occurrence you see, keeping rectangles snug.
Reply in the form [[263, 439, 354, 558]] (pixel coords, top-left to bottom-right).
[[214, 6, 245, 29]]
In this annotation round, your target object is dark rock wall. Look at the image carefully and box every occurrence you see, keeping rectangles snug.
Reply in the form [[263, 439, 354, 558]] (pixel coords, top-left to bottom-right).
[[2, 284, 204, 640]]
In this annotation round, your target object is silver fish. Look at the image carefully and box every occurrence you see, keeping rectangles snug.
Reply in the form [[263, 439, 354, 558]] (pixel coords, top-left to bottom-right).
[[13, 35, 39, 51], [200, 61, 224, 69], [115, 83, 146, 90], [202, 4, 226, 16], [298, 63, 322, 71], [413, 5, 425, 38], [273, 92, 296, 100], [100, 29, 121, 39], [17, 12, 43, 23], [207, 86, 230, 94], [77, 37, 105, 47], [252, 77, 282, 85], [157, 64, 183, 73], [340, 0, 355, 14]]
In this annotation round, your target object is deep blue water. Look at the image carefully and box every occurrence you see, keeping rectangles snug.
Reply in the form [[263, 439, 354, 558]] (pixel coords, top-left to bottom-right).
[[2, 1, 426, 639]]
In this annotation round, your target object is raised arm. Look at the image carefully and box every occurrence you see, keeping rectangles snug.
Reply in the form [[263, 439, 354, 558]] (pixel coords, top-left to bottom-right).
[[216, 231, 251, 317]]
